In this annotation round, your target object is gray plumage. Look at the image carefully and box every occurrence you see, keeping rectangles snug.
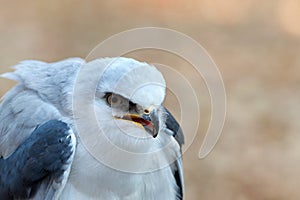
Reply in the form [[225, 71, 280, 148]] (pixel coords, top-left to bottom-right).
[[0, 57, 184, 200]]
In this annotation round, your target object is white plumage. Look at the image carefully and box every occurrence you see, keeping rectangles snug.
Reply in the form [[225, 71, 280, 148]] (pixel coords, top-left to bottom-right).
[[0, 57, 184, 200]]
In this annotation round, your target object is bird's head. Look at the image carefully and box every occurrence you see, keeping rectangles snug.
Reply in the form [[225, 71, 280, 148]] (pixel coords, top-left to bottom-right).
[[80, 57, 169, 154], [71, 57, 182, 173]]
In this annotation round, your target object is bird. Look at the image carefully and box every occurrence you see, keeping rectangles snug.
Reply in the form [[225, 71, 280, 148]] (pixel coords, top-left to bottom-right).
[[0, 57, 184, 200]]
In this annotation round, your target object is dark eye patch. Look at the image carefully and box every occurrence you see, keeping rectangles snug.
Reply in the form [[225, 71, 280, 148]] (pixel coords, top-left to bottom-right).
[[129, 101, 136, 107], [104, 92, 141, 113], [104, 93, 113, 105]]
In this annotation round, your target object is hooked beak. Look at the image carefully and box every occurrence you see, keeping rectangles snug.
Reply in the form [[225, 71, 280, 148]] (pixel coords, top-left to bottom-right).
[[116, 109, 159, 138]]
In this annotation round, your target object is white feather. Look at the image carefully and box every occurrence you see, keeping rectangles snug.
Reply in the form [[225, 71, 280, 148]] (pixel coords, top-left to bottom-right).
[[0, 57, 182, 200]]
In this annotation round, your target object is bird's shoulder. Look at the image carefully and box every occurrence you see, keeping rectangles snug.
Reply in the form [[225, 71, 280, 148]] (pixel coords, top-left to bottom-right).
[[0, 85, 64, 158]]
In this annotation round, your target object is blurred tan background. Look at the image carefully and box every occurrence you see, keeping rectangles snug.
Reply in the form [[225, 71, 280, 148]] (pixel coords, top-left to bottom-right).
[[1, 0, 300, 199]]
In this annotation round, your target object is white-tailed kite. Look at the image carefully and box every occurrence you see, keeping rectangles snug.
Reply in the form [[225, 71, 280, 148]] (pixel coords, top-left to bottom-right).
[[0, 57, 184, 200]]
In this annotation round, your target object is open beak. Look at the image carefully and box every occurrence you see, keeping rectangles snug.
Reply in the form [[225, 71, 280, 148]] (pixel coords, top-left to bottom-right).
[[116, 110, 159, 138]]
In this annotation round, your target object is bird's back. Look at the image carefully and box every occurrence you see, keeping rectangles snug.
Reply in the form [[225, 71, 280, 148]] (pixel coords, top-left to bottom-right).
[[0, 58, 82, 199]]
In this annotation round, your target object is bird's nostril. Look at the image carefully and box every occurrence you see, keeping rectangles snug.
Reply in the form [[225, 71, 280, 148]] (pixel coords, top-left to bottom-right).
[[144, 109, 150, 114]]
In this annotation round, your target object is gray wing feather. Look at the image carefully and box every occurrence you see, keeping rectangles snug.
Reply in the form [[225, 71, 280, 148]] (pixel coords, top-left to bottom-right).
[[0, 59, 82, 199], [163, 107, 185, 199], [0, 86, 63, 158]]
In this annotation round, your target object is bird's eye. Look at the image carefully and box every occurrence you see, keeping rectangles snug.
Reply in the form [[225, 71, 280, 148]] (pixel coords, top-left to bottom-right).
[[105, 93, 122, 106]]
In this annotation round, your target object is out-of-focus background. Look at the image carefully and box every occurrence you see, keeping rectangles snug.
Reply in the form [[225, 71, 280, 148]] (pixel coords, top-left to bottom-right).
[[0, 1, 300, 199]]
